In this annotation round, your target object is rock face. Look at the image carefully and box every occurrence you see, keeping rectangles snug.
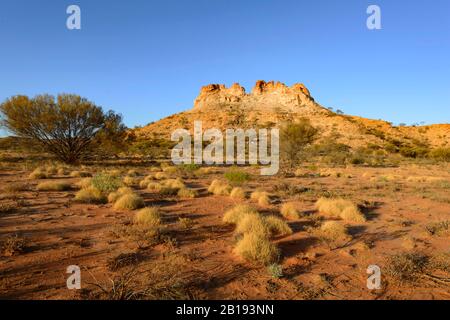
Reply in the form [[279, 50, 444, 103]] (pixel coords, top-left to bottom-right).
[[193, 80, 314, 111]]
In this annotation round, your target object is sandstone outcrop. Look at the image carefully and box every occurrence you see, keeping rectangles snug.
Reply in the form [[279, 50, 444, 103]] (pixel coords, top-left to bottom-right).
[[193, 80, 314, 111]]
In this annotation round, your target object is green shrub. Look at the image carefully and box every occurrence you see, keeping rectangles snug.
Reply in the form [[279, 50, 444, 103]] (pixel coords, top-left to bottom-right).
[[91, 173, 122, 193], [224, 170, 250, 185]]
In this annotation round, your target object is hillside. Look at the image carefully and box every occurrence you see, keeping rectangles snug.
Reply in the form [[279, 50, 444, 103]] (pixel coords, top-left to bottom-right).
[[134, 81, 450, 150]]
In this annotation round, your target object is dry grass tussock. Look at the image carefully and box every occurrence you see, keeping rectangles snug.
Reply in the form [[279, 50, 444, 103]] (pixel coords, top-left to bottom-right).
[[312, 221, 352, 248], [74, 186, 107, 204], [230, 187, 246, 200], [108, 187, 134, 203], [250, 190, 271, 207], [280, 202, 301, 220], [315, 198, 366, 223], [208, 179, 232, 196], [113, 193, 145, 211], [134, 207, 161, 228], [233, 233, 280, 265], [177, 187, 198, 199], [37, 181, 71, 191]]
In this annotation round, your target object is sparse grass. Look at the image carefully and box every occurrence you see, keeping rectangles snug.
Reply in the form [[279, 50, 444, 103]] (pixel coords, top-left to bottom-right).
[[134, 207, 161, 228], [425, 221, 449, 236], [315, 198, 366, 223], [74, 186, 107, 204], [36, 181, 71, 191], [0, 202, 18, 215], [386, 252, 429, 283], [178, 217, 195, 230], [280, 202, 301, 220], [113, 193, 145, 211], [230, 187, 246, 200], [233, 233, 279, 265], [177, 187, 198, 199], [223, 205, 259, 225], [4, 182, 29, 193], [2, 234, 26, 256]]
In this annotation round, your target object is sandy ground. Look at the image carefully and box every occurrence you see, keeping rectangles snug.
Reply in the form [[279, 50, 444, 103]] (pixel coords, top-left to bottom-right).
[[0, 163, 449, 300]]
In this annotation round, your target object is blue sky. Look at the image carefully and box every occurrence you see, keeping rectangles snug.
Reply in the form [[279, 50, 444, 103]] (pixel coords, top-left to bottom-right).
[[0, 0, 449, 131]]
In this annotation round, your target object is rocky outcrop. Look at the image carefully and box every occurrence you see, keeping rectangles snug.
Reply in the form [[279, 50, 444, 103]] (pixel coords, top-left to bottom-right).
[[193, 80, 314, 111]]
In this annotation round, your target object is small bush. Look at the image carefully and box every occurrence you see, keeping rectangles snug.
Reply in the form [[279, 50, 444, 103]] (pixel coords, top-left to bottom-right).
[[267, 263, 283, 279], [280, 203, 301, 220], [233, 233, 279, 265], [386, 252, 429, 283], [91, 173, 122, 193], [2, 234, 26, 256], [177, 187, 198, 199], [223, 205, 259, 225], [425, 221, 449, 236], [37, 181, 71, 191], [134, 207, 161, 228], [230, 187, 246, 200], [74, 186, 107, 204], [113, 193, 145, 211], [224, 170, 250, 185], [429, 148, 450, 162]]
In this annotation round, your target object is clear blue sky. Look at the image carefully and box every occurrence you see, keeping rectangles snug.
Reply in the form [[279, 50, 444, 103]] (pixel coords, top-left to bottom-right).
[[0, 0, 449, 131]]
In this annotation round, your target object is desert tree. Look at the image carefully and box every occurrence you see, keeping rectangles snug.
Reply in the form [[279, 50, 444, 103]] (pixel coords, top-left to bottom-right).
[[280, 118, 318, 170], [0, 94, 127, 163]]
